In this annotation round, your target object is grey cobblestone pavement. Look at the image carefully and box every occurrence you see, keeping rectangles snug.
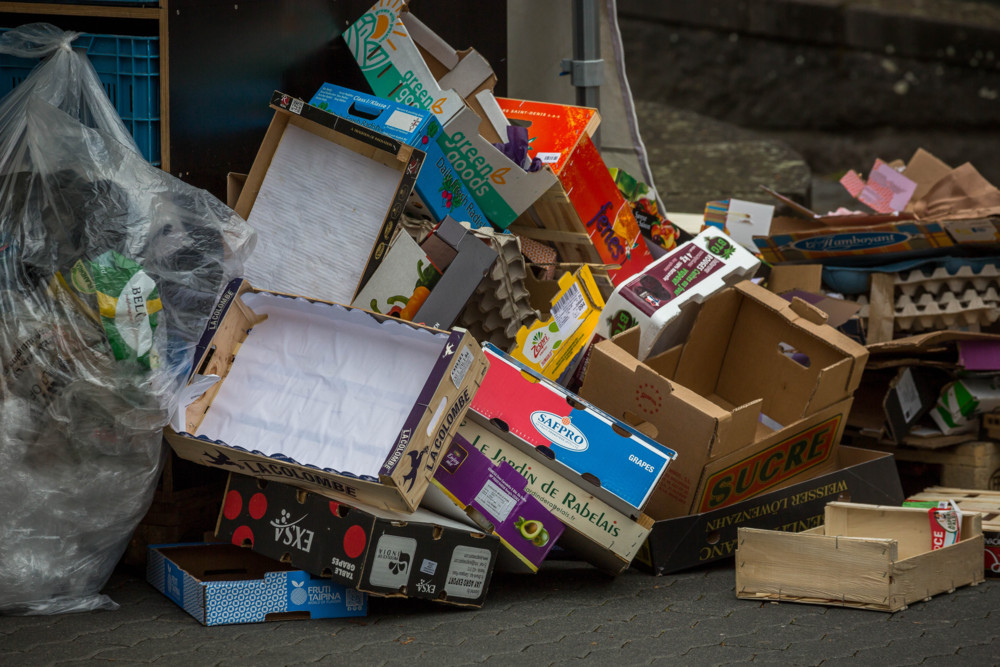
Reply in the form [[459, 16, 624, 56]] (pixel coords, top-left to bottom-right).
[[1, 558, 996, 665]]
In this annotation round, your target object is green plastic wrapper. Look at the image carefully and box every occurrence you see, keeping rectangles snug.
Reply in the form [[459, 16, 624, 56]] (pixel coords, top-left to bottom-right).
[[87, 251, 161, 369]]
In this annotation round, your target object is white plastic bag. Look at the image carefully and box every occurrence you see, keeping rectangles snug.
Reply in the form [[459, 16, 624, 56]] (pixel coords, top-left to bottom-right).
[[0, 24, 256, 614]]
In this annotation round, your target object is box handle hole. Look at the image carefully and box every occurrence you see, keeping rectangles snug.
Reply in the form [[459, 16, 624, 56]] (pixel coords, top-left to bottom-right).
[[778, 342, 810, 368], [490, 417, 510, 433], [426, 396, 448, 437]]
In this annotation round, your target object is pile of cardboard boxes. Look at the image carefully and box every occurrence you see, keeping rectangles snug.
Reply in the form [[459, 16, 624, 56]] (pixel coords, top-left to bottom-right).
[[108, 1, 995, 622]]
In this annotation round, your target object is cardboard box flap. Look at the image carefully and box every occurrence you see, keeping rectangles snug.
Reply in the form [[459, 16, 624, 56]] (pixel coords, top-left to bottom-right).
[[868, 330, 1000, 357], [403, 11, 460, 70], [708, 397, 763, 461], [438, 49, 494, 99], [767, 264, 823, 294], [729, 281, 869, 403], [671, 288, 743, 397]]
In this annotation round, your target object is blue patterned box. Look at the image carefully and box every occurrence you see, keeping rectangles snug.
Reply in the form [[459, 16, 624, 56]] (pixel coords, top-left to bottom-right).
[[147, 543, 367, 625], [309, 83, 491, 230]]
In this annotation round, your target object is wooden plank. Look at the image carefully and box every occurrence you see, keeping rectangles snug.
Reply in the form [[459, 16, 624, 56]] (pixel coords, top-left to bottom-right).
[[0, 2, 159, 19], [824, 502, 944, 561], [866, 272, 896, 344], [858, 440, 1000, 490], [891, 532, 985, 608], [736, 528, 896, 609], [907, 487, 1000, 531], [508, 224, 592, 245]]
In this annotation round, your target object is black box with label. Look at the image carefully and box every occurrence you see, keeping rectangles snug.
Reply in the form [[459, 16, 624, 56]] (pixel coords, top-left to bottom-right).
[[216, 473, 500, 607]]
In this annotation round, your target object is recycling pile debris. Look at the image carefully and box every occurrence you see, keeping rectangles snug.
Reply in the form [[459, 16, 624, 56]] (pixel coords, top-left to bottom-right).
[[1, 0, 997, 625]]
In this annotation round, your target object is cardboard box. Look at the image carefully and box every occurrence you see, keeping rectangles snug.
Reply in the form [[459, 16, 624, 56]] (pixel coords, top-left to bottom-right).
[[458, 412, 653, 575], [165, 279, 488, 513], [422, 434, 565, 573], [595, 230, 760, 360], [473, 343, 677, 516], [498, 98, 654, 285], [905, 487, 1000, 576], [848, 331, 1000, 442], [735, 502, 985, 612], [635, 446, 904, 575], [309, 83, 491, 230], [932, 376, 1000, 435], [349, 230, 440, 318], [217, 474, 500, 608], [236, 91, 422, 305], [413, 217, 499, 329], [344, 1, 557, 227], [510, 265, 605, 384], [147, 542, 367, 625], [580, 280, 869, 519], [752, 215, 992, 265]]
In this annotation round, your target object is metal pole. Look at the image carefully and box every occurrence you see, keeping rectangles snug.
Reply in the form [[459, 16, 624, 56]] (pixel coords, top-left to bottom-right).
[[563, 0, 603, 148]]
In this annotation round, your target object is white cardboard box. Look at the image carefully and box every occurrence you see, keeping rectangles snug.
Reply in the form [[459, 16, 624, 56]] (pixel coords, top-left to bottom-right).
[[165, 279, 488, 513], [596, 230, 760, 360]]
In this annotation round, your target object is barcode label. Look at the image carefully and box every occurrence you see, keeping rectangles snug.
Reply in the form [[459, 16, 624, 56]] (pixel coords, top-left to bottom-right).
[[474, 480, 517, 522], [551, 282, 587, 335]]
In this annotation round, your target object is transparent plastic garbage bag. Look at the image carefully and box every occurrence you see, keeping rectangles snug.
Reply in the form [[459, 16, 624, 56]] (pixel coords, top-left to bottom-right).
[[0, 24, 256, 614]]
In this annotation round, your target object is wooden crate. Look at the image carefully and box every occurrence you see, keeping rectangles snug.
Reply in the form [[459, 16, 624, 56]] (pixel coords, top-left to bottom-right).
[[906, 487, 1000, 576], [736, 502, 984, 612], [849, 438, 1000, 491]]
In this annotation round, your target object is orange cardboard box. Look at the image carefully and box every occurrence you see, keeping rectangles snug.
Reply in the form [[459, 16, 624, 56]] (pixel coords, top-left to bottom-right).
[[497, 98, 654, 285]]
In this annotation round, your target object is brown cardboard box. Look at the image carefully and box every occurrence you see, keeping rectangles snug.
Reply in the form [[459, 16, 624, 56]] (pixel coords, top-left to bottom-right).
[[579, 280, 869, 519], [635, 446, 904, 575], [235, 91, 422, 306]]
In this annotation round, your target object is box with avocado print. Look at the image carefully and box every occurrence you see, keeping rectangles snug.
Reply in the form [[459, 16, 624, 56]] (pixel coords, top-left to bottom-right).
[[147, 542, 367, 625], [216, 474, 500, 608], [421, 434, 565, 573], [457, 412, 653, 575], [309, 83, 490, 230]]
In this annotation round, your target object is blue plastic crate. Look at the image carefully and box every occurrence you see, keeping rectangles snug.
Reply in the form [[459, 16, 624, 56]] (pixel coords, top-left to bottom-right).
[[0, 30, 160, 165]]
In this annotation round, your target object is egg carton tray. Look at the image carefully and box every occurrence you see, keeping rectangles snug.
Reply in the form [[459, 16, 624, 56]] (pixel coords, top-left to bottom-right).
[[857, 285, 1000, 332], [895, 263, 1000, 298], [455, 231, 538, 350]]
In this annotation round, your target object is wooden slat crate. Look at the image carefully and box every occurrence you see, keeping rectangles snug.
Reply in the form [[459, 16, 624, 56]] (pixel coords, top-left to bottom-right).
[[845, 437, 1000, 491], [906, 487, 1000, 576], [736, 502, 984, 612]]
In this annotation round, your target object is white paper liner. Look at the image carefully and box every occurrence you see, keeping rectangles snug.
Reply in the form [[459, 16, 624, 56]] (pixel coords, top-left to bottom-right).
[[197, 291, 447, 476], [244, 123, 401, 304]]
